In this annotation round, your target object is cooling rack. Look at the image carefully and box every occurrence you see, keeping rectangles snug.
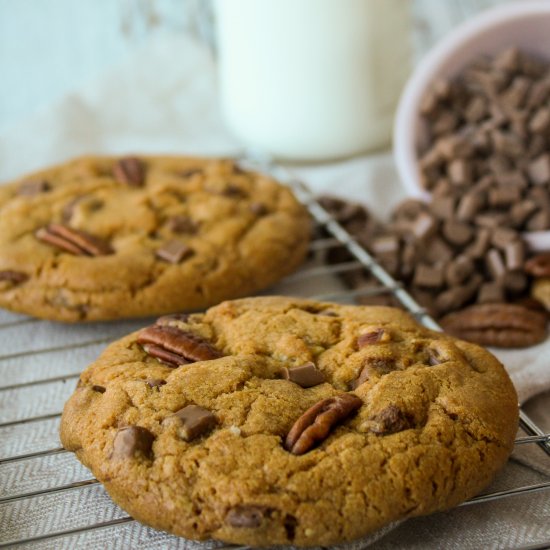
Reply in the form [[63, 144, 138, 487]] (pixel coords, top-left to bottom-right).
[[0, 158, 549, 550]]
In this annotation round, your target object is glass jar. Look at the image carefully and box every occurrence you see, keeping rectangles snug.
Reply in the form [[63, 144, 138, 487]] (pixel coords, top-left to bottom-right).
[[214, 0, 412, 161]]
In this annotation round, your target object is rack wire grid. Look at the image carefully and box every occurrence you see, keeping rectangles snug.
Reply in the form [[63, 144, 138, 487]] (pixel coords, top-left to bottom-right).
[[1, 158, 549, 550]]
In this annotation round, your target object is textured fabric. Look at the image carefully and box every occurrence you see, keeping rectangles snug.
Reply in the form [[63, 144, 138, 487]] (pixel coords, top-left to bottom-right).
[[0, 32, 549, 550]]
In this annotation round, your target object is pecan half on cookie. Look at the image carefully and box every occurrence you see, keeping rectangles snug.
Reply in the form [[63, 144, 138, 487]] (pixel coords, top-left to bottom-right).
[[285, 393, 363, 455]]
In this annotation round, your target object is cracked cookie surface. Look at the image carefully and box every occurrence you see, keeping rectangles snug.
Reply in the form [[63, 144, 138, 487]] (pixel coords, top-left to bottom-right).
[[60, 296, 518, 547], [0, 156, 309, 321]]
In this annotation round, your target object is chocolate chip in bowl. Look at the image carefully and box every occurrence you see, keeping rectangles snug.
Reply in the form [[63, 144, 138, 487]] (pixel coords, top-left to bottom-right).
[[319, 193, 548, 348], [395, 1, 550, 253]]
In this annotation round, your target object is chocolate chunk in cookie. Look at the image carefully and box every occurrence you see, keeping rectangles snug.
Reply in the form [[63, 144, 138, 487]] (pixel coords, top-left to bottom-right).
[[282, 362, 325, 388], [163, 405, 217, 441], [155, 240, 194, 264], [17, 179, 51, 196], [369, 405, 415, 435], [111, 426, 155, 460], [226, 505, 270, 528], [357, 328, 389, 347], [0, 270, 29, 285]]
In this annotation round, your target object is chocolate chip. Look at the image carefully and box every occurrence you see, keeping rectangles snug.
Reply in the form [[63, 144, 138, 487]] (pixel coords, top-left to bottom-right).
[[510, 200, 537, 227], [318, 310, 338, 317], [430, 196, 456, 220], [410, 212, 437, 240], [61, 197, 84, 223], [146, 378, 166, 388], [369, 405, 414, 434], [222, 184, 247, 198], [167, 216, 198, 234], [445, 256, 474, 286], [226, 505, 270, 528], [442, 220, 474, 246], [493, 47, 521, 72], [156, 313, 191, 325], [352, 366, 371, 388], [448, 159, 472, 185], [456, 191, 484, 221], [113, 157, 145, 187], [427, 349, 444, 366], [486, 248, 507, 280], [488, 187, 521, 208], [282, 362, 325, 388], [502, 271, 528, 293], [179, 167, 202, 178], [156, 240, 193, 264], [163, 405, 217, 441], [504, 241, 525, 271], [529, 107, 550, 133], [0, 270, 28, 285], [35, 223, 113, 256], [111, 426, 155, 460], [491, 227, 519, 250], [370, 235, 400, 255], [249, 202, 268, 216], [357, 328, 388, 347], [91, 385, 106, 393], [353, 356, 397, 388], [526, 209, 550, 231], [413, 264, 444, 289], [528, 153, 550, 184], [17, 179, 51, 196], [477, 282, 505, 304], [137, 325, 222, 364]]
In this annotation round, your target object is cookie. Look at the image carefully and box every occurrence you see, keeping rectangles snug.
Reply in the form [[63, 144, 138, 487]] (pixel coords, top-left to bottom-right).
[[60, 296, 518, 547], [0, 156, 310, 321]]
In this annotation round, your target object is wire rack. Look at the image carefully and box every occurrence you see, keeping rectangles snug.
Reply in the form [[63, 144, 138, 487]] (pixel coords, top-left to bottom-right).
[[1, 158, 549, 550]]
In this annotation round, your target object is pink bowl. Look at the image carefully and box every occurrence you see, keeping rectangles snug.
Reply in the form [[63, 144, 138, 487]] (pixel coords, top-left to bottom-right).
[[393, 0, 550, 251]]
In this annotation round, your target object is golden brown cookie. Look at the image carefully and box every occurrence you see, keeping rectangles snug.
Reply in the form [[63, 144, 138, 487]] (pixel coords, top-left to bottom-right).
[[60, 297, 519, 547], [0, 156, 310, 321]]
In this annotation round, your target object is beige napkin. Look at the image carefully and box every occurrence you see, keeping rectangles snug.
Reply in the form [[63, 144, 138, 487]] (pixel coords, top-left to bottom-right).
[[1, 32, 549, 550]]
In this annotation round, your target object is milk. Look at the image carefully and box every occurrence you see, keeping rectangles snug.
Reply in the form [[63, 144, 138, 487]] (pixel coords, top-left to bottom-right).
[[214, 0, 412, 161]]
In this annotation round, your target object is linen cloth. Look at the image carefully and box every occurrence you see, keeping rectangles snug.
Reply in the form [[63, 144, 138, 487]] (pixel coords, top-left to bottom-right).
[[0, 33, 548, 549]]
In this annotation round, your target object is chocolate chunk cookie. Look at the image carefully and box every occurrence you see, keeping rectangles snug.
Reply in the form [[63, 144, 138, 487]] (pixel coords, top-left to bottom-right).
[[60, 297, 518, 547], [0, 156, 310, 321]]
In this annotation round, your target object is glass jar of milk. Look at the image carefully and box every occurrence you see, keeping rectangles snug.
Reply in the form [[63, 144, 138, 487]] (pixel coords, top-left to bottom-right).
[[214, 0, 412, 161]]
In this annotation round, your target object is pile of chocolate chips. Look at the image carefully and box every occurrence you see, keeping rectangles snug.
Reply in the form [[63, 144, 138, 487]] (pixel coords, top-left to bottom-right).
[[419, 47, 550, 232], [318, 193, 550, 349]]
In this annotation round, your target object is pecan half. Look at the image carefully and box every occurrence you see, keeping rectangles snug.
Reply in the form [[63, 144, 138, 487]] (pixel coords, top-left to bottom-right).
[[113, 156, 145, 187], [284, 393, 362, 455], [141, 343, 190, 367], [440, 303, 547, 348], [35, 223, 113, 256], [525, 253, 550, 278], [137, 325, 222, 366]]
